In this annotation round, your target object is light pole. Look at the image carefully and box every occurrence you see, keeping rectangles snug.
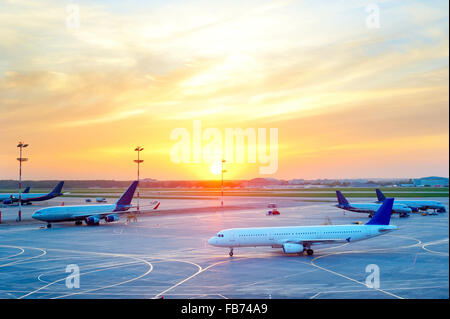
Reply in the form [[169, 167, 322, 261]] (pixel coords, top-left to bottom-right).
[[221, 159, 226, 207], [17, 142, 29, 222], [134, 146, 144, 212]]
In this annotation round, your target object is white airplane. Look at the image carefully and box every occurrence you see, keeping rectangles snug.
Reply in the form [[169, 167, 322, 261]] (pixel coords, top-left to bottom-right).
[[208, 198, 397, 257], [0, 182, 64, 205], [32, 181, 159, 228], [376, 189, 446, 213], [336, 190, 411, 217]]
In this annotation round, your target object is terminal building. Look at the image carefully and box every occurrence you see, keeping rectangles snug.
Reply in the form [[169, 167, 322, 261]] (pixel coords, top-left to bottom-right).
[[413, 176, 449, 187]]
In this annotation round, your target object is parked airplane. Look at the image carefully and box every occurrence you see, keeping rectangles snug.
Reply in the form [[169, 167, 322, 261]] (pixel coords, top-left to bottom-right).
[[0, 187, 29, 203], [32, 181, 159, 228], [208, 198, 397, 257], [0, 182, 64, 205], [375, 189, 446, 213], [336, 191, 411, 218]]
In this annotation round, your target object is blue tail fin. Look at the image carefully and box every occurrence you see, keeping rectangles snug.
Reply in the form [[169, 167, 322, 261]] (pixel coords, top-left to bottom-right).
[[115, 181, 138, 211], [50, 182, 64, 195], [336, 191, 349, 206], [376, 189, 386, 202], [366, 198, 394, 225], [24, 187, 30, 193]]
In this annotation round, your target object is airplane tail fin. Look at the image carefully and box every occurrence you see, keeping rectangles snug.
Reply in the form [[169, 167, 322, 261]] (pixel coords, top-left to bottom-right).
[[376, 189, 386, 202], [50, 182, 64, 195], [366, 198, 394, 225], [24, 187, 30, 193], [115, 181, 139, 211], [336, 191, 349, 206]]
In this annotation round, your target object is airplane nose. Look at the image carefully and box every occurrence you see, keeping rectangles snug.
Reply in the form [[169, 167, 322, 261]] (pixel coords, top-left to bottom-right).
[[208, 237, 217, 246], [32, 211, 41, 220]]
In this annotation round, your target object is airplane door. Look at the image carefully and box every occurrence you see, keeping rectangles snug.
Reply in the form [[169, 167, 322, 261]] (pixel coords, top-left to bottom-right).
[[228, 231, 237, 246], [268, 230, 275, 242]]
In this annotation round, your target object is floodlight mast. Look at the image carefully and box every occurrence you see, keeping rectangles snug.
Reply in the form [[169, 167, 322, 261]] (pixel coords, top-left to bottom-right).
[[134, 147, 144, 212], [17, 142, 29, 222], [221, 159, 226, 207]]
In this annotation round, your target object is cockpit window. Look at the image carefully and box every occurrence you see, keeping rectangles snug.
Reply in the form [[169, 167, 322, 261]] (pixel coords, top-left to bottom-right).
[[217, 233, 224, 237]]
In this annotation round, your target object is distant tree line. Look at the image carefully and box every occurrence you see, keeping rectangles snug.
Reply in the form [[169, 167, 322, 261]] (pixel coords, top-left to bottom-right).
[[0, 178, 416, 190], [0, 180, 246, 189]]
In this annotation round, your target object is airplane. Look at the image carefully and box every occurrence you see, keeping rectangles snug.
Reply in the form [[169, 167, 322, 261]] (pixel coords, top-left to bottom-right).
[[32, 181, 159, 228], [375, 189, 446, 213], [335, 191, 411, 218], [0, 182, 64, 205], [0, 186, 29, 203], [208, 198, 397, 257]]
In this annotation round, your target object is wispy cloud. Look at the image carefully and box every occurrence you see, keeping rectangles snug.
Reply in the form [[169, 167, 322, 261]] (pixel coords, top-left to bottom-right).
[[0, 0, 448, 179]]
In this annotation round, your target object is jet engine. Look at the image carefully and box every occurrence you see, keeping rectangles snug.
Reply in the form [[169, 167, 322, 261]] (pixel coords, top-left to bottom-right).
[[282, 243, 304, 254], [85, 216, 100, 225], [105, 214, 120, 222]]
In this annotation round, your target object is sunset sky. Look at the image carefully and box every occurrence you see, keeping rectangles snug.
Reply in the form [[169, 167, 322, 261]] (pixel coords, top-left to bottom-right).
[[0, 0, 448, 180]]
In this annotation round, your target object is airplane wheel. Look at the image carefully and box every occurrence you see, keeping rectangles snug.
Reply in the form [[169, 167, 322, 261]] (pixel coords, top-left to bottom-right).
[[47, 224, 52, 228], [75, 221, 82, 225], [307, 249, 314, 256], [229, 249, 234, 257]]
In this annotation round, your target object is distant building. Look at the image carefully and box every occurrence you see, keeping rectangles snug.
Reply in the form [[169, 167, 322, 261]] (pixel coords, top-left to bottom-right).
[[413, 176, 449, 187], [142, 178, 158, 183], [349, 181, 380, 187], [288, 179, 305, 185]]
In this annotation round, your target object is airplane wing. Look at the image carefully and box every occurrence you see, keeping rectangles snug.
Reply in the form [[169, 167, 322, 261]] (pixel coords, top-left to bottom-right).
[[285, 238, 352, 245], [129, 201, 160, 210], [71, 210, 129, 219], [69, 201, 161, 221]]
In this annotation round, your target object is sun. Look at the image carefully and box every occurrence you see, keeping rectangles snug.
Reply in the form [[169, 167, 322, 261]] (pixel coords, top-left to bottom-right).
[[210, 161, 223, 175]]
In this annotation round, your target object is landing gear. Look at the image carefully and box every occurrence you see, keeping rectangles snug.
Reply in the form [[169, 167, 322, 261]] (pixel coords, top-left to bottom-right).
[[368, 213, 374, 218], [75, 220, 82, 225], [229, 248, 234, 257], [47, 223, 52, 228], [301, 247, 314, 256], [400, 213, 410, 218]]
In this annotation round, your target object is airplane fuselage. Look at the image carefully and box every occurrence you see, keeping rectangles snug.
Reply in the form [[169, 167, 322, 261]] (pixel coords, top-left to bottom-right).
[[32, 204, 117, 222], [377, 200, 446, 212], [336, 203, 411, 215]]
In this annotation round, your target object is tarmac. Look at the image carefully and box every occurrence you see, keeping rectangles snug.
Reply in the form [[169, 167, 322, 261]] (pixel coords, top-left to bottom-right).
[[0, 196, 448, 299]]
